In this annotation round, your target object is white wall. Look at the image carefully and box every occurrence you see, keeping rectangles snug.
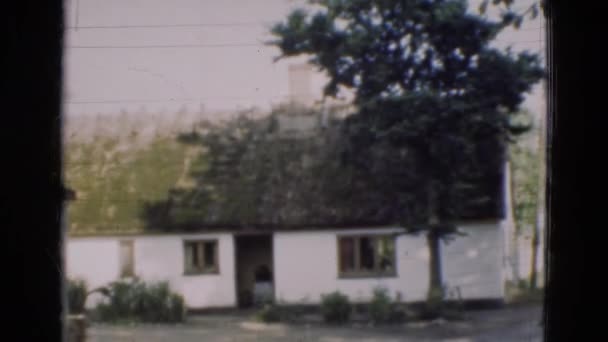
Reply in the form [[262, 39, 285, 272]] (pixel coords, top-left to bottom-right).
[[67, 222, 505, 309], [274, 223, 505, 305], [66, 238, 121, 293], [441, 222, 505, 300], [273, 228, 429, 304], [66, 233, 236, 309]]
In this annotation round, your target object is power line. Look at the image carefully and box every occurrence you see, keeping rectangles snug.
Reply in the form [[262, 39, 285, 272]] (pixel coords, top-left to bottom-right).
[[66, 24, 544, 33], [68, 42, 267, 49], [66, 22, 275, 30], [67, 99, 203, 104], [67, 40, 542, 50], [65, 95, 291, 105]]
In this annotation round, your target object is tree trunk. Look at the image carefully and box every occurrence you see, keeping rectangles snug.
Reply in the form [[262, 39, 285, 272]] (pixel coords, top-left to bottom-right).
[[426, 181, 444, 305], [427, 230, 444, 303]]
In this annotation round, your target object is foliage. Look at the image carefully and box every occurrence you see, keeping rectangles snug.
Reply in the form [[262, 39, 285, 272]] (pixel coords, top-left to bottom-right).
[[67, 278, 88, 314], [320, 291, 352, 324], [255, 303, 283, 323], [94, 279, 185, 323], [508, 111, 544, 289], [139, 105, 513, 232], [270, 0, 544, 231], [140, 106, 398, 230], [368, 287, 405, 324], [510, 140, 540, 234]]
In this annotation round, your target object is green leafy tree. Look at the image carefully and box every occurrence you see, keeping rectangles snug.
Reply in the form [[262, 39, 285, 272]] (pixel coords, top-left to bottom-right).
[[509, 109, 544, 289], [511, 145, 538, 236], [270, 0, 543, 306]]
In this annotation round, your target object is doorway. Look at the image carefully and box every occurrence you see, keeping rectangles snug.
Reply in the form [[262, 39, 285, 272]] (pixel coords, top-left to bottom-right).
[[234, 234, 274, 308]]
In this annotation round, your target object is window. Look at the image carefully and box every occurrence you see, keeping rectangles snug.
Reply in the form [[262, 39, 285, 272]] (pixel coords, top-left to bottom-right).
[[337, 235, 396, 277], [119, 240, 134, 278], [184, 240, 219, 274]]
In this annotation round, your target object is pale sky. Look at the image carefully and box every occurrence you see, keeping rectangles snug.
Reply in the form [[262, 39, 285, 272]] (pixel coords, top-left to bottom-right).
[[63, 0, 545, 117]]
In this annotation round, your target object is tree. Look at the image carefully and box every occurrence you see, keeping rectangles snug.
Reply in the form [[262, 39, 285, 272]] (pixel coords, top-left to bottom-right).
[[270, 0, 544, 307], [510, 140, 538, 279], [509, 108, 545, 290]]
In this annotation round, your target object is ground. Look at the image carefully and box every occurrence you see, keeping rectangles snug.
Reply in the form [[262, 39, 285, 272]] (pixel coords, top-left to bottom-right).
[[85, 303, 542, 342]]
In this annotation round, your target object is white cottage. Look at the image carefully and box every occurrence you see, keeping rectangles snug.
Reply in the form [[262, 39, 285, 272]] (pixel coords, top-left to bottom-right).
[[66, 109, 508, 310]]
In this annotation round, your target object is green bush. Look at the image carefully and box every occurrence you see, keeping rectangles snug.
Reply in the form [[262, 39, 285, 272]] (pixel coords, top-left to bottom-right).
[[369, 287, 394, 324], [167, 293, 187, 322], [255, 303, 282, 323], [67, 278, 88, 314], [94, 279, 185, 323], [320, 291, 352, 324]]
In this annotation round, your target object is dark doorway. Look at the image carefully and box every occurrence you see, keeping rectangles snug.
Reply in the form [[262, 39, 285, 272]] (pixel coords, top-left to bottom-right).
[[234, 234, 274, 308]]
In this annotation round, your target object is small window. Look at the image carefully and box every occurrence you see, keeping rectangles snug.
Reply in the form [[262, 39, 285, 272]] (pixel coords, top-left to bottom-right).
[[119, 240, 134, 278], [337, 235, 396, 278], [184, 240, 219, 274]]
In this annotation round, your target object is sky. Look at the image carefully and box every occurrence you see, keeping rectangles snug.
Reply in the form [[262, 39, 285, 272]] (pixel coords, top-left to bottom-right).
[[63, 0, 545, 118]]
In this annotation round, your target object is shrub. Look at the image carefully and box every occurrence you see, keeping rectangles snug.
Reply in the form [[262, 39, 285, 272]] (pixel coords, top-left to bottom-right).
[[255, 303, 282, 323], [368, 287, 393, 324], [368, 287, 406, 324], [94, 279, 185, 323], [67, 278, 88, 314], [167, 293, 187, 322], [320, 291, 351, 324]]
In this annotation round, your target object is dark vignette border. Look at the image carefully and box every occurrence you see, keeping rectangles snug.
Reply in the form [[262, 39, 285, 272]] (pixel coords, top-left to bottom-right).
[[1, 0, 590, 341]]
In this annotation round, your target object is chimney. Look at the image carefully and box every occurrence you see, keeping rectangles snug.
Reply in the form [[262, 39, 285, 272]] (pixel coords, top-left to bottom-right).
[[288, 63, 314, 106]]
